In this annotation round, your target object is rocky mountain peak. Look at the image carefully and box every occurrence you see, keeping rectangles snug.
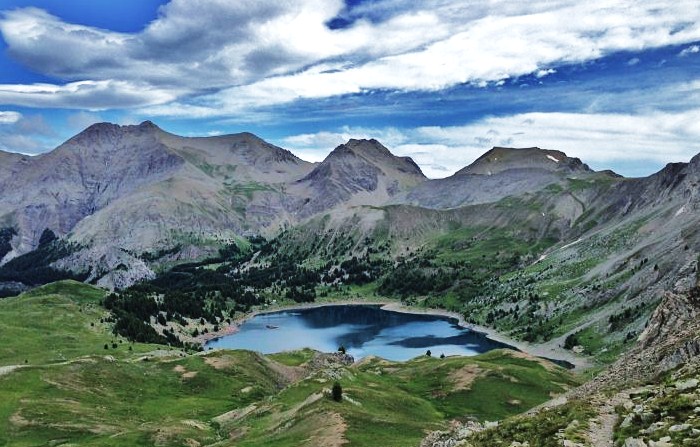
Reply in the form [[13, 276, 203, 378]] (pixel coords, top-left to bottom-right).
[[343, 138, 392, 156], [291, 139, 426, 217], [456, 146, 592, 176], [89, 120, 160, 132], [137, 120, 159, 130], [326, 139, 425, 178], [63, 120, 164, 151], [195, 131, 307, 167]]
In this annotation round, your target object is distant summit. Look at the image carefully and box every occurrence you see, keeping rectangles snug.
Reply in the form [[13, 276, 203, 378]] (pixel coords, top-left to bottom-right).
[[456, 147, 591, 176], [324, 139, 425, 179], [406, 147, 604, 209]]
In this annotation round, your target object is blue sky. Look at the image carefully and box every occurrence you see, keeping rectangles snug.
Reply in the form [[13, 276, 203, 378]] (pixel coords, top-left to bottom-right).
[[0, 0, 699, 177]]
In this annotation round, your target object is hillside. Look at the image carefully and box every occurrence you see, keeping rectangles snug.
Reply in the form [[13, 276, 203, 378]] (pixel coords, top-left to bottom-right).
[[422, 283, 700, 446], [0, 282, 578, 447]]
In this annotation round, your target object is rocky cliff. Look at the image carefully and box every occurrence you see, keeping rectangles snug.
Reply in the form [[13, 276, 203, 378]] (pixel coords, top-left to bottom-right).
[[574, 287, 700, 396]]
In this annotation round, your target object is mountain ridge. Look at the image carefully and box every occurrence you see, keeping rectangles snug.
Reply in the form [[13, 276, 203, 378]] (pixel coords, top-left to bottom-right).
[[457, 146, 592, 176], [0, 121, 697, 301]]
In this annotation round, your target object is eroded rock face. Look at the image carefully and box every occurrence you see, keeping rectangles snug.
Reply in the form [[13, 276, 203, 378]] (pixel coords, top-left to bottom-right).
[[574, 288, 700, 396], [52, 245, 156, 290], [640, 291, 700, 350]]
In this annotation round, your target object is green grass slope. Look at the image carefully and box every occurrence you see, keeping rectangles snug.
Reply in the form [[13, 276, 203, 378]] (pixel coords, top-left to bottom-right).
[[0, 281, 580, 447], [226, 350, 580, 447], [0, 280, 162, 365]]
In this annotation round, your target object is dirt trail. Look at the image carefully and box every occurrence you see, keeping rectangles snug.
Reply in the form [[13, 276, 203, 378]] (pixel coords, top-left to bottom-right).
[[262, 356, 308, 384], [0, 365, 25, 377], [306, 412, 348, 447], [584, 391, 630, 446]]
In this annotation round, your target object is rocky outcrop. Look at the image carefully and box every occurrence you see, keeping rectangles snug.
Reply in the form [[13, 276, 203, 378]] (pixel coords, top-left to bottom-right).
[[639, 290, 700, 350], [574, 288, 700, 396], [608, 363, 700, 446], [420, 421, 486, 447]]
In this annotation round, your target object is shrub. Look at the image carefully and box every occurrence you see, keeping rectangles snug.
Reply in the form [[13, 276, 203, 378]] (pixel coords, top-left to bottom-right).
[[332, 382, 343, 402]]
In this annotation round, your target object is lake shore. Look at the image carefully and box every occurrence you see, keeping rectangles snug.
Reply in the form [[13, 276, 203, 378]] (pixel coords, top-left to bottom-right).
[[380, 302, 592, 372], [200, 298, 592, 372], [196, 298, 391, 343]]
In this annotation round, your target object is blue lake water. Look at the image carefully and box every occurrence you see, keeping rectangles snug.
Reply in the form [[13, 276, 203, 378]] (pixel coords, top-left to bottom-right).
[[204, 304, 511, 361]]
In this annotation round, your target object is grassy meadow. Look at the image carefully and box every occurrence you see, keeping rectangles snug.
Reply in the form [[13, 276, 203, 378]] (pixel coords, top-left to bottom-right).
[[0, 281, 580, 446]]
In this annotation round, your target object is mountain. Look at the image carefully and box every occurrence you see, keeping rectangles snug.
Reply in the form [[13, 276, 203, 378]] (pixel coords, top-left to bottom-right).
[[0, 122, 183, 253], [0, 122, 320, 287], [402, 146, 613, 209], [290, 138, 426, 217], [456, 146, 592, 176]]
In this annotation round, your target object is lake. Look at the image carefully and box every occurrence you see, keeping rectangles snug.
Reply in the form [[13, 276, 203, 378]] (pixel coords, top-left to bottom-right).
[[204, 304, 511, 361]]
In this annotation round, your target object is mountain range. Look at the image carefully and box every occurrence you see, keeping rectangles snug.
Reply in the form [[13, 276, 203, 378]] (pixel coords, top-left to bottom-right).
[[2, 121, 700, 445], [1, 121, 697, 287], [1, 122, 699, 342]]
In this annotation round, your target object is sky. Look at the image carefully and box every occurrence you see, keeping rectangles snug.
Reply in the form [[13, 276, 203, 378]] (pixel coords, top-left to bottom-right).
[[0, 1, 699, 178]]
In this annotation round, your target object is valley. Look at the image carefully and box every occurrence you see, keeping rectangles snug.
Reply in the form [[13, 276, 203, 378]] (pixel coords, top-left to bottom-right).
[[0, 123, 699, 446]]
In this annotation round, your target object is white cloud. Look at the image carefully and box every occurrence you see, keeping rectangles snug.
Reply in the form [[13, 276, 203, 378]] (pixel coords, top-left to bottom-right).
[[679, 45, 700, 56], [279, 109, 700, 178], [145, 0, 700, 115], [0, 112, 55, 154], [0, 111, 22, 124], [535, 68, 557, 78], [1, 1, 700, 112], [0, 80, 180, 110]]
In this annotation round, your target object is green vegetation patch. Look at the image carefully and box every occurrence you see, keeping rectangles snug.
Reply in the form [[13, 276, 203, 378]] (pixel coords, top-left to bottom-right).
[[0, 281, 159, 365], [0, 280, 580, 447], [0, 350, 283, 447], [228, 350, 579, 447], [267, 348, 317, 366], [468, 400, 596, 446]]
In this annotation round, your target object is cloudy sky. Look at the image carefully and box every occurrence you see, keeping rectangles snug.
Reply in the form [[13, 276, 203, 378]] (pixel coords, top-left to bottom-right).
[[0, 0, 699, 177]]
